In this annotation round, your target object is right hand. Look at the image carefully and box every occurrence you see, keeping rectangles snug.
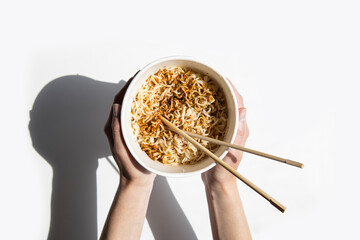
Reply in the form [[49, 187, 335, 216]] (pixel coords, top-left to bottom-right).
[[201, 80, 249, 189]]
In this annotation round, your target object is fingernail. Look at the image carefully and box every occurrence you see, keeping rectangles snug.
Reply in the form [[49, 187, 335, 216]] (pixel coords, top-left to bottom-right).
[[239, 108, 247, 122], [113, 104, 119, 118]]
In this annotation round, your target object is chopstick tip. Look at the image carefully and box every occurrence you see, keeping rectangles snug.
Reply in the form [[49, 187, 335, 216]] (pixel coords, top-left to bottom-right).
[[269, 199, 287, 213]]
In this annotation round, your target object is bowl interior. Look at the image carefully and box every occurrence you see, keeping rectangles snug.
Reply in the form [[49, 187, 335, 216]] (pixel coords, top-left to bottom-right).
[[121, 57, 238, 177]]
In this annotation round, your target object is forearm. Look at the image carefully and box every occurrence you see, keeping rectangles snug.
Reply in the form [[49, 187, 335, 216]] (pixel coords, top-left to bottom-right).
[[205, 182, 251, 240], [100, 177, 153, 240]]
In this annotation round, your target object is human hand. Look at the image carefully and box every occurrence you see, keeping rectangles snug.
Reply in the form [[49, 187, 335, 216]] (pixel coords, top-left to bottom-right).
[[201, 79, 249, 190], [104, 77, 156, 186]]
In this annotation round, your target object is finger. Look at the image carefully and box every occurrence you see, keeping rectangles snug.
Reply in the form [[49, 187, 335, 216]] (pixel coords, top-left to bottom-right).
[[111, 103, 134, 157], [105, 74, 138, 142], [104, 109, 114, 146], [225, 107, 248, 166], [111, 103, 145, 172], [112, 104, 122, 151], [105, 88, 127, 141], [113, 71, 139, 104], [234, 107, 249, 146], [113, 81, 131, 104], [226, 78, 244, 108]]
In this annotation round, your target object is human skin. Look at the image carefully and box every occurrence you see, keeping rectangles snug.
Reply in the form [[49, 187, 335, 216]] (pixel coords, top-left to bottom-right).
[[201, 80, 252, 240], [101, 78, 251, 240], [101, 80, 156, 240]]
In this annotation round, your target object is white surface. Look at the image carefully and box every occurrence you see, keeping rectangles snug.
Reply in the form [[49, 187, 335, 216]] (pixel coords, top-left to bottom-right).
[[121, 56, 238, 177], [1, 0, 359, 239]]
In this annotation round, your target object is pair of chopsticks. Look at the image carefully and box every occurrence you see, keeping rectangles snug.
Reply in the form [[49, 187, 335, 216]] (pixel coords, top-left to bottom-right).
[[159, 116, 304, 213]]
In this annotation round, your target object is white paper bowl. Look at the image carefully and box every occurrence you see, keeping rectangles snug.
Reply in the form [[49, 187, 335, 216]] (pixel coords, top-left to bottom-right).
[[121, 56, 238, 177]]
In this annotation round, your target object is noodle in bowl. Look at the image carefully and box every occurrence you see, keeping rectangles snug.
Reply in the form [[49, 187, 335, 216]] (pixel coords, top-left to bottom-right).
[[121, 56, 238, 177]]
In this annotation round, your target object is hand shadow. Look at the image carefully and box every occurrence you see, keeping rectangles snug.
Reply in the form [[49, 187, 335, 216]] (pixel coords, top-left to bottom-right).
[[147, 176, 198, 240], [28, 75, 198, 240]]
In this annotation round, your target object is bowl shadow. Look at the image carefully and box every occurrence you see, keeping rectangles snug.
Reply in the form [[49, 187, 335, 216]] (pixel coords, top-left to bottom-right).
[[28, 75, 198, 240]]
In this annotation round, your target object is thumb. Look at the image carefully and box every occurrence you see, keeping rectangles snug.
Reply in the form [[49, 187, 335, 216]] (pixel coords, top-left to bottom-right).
[[234, 107, 249, 146]]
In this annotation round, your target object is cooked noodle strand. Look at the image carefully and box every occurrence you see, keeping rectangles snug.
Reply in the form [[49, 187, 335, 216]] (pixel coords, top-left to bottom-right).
[[131, 67, 227, 164]]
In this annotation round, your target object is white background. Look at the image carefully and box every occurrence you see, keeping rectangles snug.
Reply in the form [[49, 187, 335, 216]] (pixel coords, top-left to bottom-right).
[[1, 0, 360, 239]]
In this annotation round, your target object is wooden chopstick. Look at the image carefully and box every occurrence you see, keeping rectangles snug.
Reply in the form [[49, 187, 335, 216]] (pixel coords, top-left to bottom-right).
[[186, 132, 304, 169], [159, 116, 286, 213]]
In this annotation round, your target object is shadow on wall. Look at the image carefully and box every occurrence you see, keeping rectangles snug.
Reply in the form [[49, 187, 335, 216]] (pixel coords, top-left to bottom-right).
[[28, 75, 198, 240]]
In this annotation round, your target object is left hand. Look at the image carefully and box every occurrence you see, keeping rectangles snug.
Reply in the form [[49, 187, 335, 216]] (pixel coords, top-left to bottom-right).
[[104, 78, 156, 186]]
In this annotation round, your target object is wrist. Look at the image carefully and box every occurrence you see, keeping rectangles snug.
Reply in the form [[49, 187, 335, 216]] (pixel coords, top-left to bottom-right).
[[119, 175, 155, 191], [204, 180, 238, 196]]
